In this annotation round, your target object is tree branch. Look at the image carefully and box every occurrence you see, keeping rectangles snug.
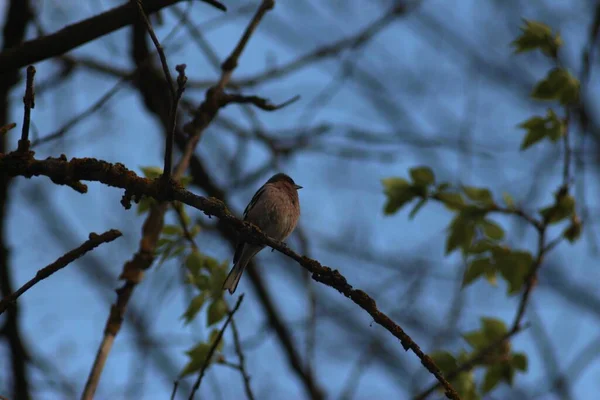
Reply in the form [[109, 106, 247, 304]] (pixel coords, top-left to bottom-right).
[[0, 150, 459, 400], [0, 229, 122, 315], [0, 0, 225, 74], [188, 295, 244, 399]]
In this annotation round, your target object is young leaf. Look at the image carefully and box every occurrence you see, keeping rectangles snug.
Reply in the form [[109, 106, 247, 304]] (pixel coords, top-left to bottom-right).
[[436, 192, 465, 211], [181, 342, 211, 377], [463, 330, 487, 351], [454, 372, 480, 400], [511, 353, 528, 371], [207, 298, 228, 326], [140, 166, 163, 179], [480, 219, 505, 241], [539, 194, 575, 224], [463, 258, 492, 287], [484, 266, 497, 286], [518, 109, 564, 150], [511, 19, 561, 56], [531, 68, 580, 105], [481, 317, 508, 339], [181, 293, 207, 324], [430, 351, 457, 374], [446, 214, 476, 255], [185, 251, 204, 276], [162, 224, 183, 236], [502, 192, 514, 208], [563, 214, 582, 243], [482, 364, 512, 394], [382, 178, 417, 215], [497, 250, 532, 295], [409, 166, 435, 186], [462, 186, 494, 206]]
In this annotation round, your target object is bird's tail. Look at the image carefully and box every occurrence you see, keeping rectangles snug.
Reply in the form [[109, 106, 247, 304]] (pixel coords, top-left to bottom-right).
[[223, 260, 247, 294]]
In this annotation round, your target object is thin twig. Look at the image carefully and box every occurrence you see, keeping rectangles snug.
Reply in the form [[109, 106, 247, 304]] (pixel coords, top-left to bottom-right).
[[562, 109, 571, 188], [188, 295, 244, 400], [0, 230, 122, 315], [170, 380, 179, 400], [231, 318, 255, 400], [18, 65, 36, 152], [135, 0, 176, 98], [221, 93, 300, 111], [135, 0, 180, 178], [32, 9, 190, 148]]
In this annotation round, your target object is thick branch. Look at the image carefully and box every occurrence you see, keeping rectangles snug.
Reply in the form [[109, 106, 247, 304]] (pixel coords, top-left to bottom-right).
[[1, 151, 459, 400], [0, 0, 225, 74]]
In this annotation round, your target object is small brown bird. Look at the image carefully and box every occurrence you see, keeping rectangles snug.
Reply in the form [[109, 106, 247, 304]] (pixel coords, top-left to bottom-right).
[[223, 173, 302, 294]]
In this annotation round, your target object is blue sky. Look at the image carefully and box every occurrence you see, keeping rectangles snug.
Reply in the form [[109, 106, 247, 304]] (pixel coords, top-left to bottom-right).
[[1, 1, 599, 399]]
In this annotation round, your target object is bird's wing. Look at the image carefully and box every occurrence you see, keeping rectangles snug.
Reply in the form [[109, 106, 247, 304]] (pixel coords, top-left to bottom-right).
[[234, 184, 268, 264], [242, 184, 268, 220]]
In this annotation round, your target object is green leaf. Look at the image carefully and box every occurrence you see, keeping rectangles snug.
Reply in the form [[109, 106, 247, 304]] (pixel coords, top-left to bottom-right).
[[382, 178, 417, 215], [409, 166, 435, 186], [210, 262, 229, 297], [185, 251, 204, 276], [481, 317, 508, 339], [520, 118, 547, 150], [189, 224, 201, 237], [193, 274, 211, 291], [181, 293, 207, 324], [463, 331, 488, 351], [531, 68, 580, 105], [156, 237, 172, 249], [136, 196, 156, 215], [437, 192, 465, 211], [207, 298, 228, 326], [430, 351, 457, 374], [482, 364, 506, 394], [409, 198, 428, 219], [563, 215, 582, 243], [512, 353, 528, 371], [497, 250, 532, 295], [180, 175, 193, 187], [463, 258, 491, 287], [540, 194, 575, 224], [446, 214, 476, 255], [454, 372, 480, 400], [502, 192, 515, 208], [140, 166, 163, 179], [484, 266, 497, 286], [162, 224, 183, 236], [480, 219, 505, 241], [181, 342, 211, 377], [518, 109, 564, 150], [511, 20, 561, 56], [463, 186, 494, 206]]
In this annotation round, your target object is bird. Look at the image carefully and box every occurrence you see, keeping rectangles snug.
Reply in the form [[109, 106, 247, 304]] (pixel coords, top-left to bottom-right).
[[223, 173, 302, 294]]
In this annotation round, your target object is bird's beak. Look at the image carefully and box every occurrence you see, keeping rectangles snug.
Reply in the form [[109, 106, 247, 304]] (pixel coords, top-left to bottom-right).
[[294, 184, 303, 190]]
